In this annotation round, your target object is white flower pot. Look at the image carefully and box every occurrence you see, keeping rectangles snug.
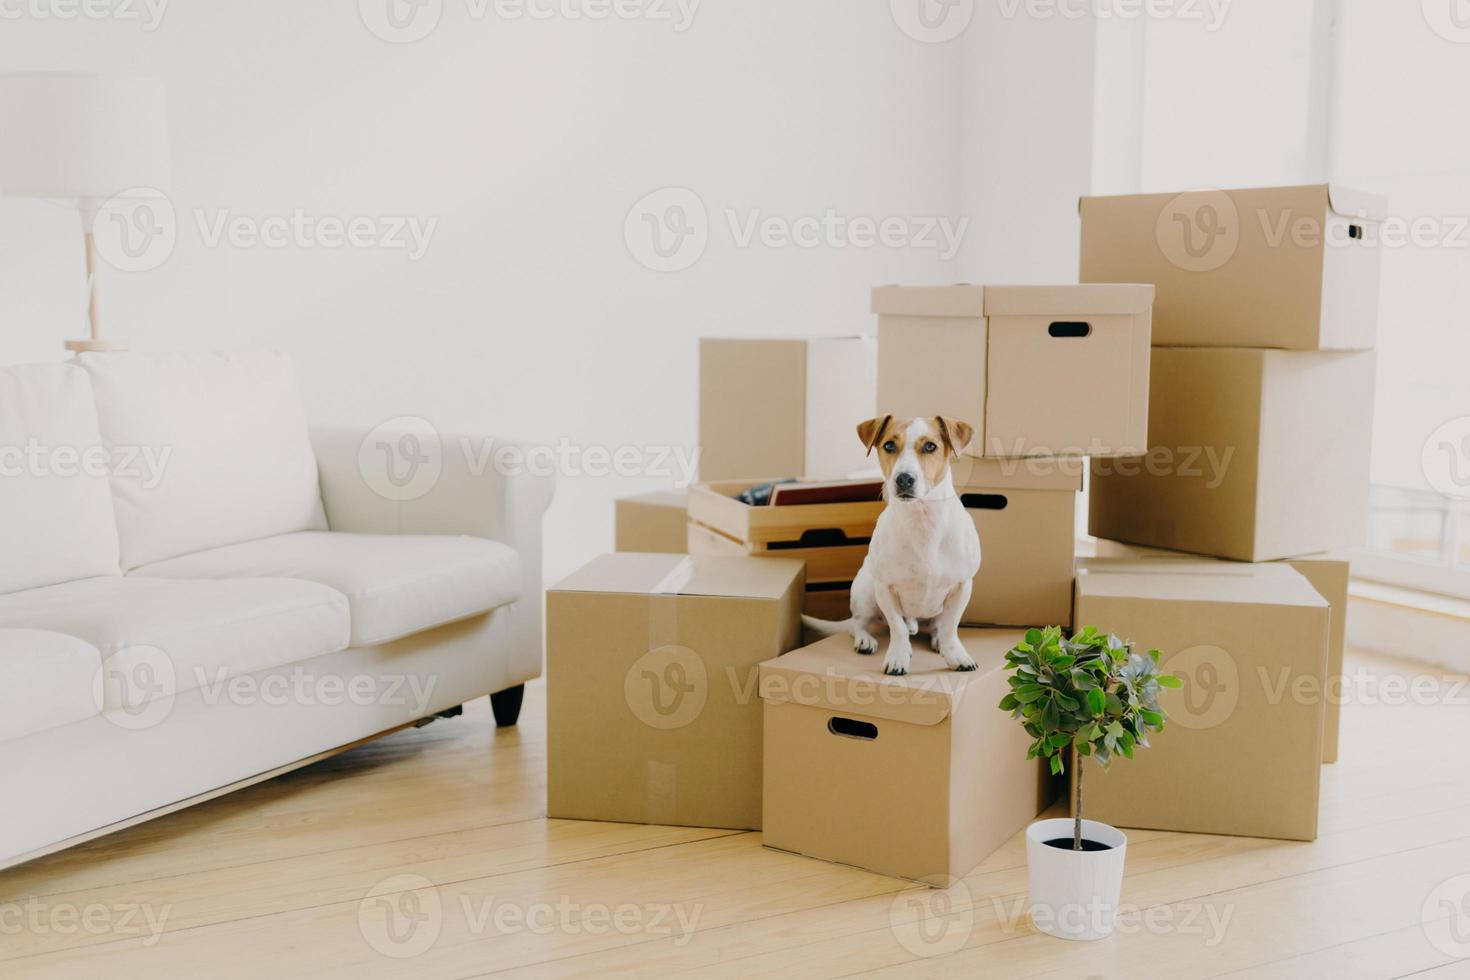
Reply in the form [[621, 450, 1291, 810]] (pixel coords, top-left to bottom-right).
[[1025, 817, 1128, 941]]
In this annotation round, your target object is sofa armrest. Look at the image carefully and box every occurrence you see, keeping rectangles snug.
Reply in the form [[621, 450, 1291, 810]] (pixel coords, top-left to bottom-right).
[[310, 425, 556, 690]]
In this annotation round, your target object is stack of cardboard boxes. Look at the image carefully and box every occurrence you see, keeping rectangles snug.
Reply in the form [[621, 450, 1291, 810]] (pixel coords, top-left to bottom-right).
[[568, 182, 1380, 883], [1074, 184, 1380, 840]]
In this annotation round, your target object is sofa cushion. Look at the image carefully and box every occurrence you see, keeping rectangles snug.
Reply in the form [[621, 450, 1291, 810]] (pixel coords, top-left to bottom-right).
[[77, 351, 327, 570], [134, 531, 520, 646], [0, 629, 103, 741], [0, 577, 350, 711], [0, 363, 121, 593]]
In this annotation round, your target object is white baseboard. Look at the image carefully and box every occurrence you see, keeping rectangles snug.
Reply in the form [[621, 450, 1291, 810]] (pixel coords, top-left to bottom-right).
[[1348, 583, 1470, 675]]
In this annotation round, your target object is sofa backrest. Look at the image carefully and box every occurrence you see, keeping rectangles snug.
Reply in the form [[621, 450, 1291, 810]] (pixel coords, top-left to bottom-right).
[[0, 363, 123, 593], [78, 351, 327, 570]]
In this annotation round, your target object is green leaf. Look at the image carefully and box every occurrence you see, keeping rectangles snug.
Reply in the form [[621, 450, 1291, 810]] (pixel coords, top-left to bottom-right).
[[1025, 628, 1043, 646], [1048, 733, 1071, 749], [1015, 686, 1045, 704], [1087, 687, 1106, 716], [1049, 754, 1063, 775], [998, 694, 1019, 711], [1157, 674, 1183, 688], [1050, 655, 1076, 670]]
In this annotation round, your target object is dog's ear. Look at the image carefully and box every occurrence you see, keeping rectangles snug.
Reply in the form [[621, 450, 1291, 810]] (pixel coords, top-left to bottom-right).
[[857, 416, 892, 457], [935, 417, 975, 457]]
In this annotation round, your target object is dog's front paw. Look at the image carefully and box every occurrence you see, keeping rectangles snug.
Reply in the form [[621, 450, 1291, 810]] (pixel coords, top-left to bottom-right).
[[940, 640, 978, 672], [882, 642, 913, 677], [853, 629, 879, 655], [905, 617, 919, 637]]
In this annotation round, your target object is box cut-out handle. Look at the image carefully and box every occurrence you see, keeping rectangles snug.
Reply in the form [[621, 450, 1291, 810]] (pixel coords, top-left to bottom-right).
[[768, 528, 871, 550], [1349, 224, 1364, 240], [1048, 321, 1092, 339], [828, 717, 878, 740], [961, 493, 1009, 511]]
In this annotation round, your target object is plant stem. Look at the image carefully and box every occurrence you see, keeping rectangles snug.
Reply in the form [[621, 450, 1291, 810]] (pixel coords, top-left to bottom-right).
[[1074, 751, 1084, 851]]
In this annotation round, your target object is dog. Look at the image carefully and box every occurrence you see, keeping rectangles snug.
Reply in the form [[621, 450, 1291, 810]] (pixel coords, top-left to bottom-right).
[[801, 415, 981, 676]]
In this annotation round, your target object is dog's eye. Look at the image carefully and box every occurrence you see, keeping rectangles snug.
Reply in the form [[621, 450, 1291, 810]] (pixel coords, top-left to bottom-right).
[[922, 441, 938, 454], [882, 441, 897, 454]]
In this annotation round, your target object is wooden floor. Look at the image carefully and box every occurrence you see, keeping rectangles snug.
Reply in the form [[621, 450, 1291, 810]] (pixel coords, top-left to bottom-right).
[[4, 650, 1470, 979]]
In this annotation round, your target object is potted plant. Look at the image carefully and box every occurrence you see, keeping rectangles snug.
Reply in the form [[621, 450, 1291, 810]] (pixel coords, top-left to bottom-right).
[[997, 625, 1180, 941]]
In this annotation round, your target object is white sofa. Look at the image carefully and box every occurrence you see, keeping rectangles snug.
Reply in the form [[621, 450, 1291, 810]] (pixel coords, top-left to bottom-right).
[[0, 352, 553, 870]]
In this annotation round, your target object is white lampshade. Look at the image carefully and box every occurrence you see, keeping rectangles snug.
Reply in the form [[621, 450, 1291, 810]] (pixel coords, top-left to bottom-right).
[[0, 72, 170, 206]]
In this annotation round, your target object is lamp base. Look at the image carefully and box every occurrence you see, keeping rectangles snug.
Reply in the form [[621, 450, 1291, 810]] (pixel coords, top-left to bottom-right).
[[65, 338, 130, 353]]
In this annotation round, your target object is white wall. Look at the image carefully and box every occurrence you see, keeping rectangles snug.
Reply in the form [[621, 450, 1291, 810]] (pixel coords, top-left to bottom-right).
[[0, 2, 977, 581]]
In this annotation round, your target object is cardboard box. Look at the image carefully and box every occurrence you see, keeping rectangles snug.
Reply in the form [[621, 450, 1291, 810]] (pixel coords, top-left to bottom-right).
[[614, 490, 688, 554], [874, 284, 1152, 458], [546, 553, 804, 830], [1090, 538, 1350, 764], [699, 337, 877, 481], [686, 478, 880, 619], [1089, 347, 1376, 562], [760, 629, 1051, 882], [1080, 184, 1387, 350], [953, 456, 1080, 628], [1071, 558, 1330, 841]]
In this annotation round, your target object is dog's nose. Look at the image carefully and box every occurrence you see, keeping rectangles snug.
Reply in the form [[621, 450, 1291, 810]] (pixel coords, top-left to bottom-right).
[[895, 472, 916, 493]]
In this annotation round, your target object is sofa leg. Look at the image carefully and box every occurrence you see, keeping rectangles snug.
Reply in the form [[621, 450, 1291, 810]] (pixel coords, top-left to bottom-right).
[[490, 684, 525, 728]]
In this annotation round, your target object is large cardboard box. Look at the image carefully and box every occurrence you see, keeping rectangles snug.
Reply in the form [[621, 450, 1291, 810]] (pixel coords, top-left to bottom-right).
[[699, 337, 877, 481], [1071, 558, 1330, 840], [686, 479, 882, 617], [615, 490, 688, 554], [760, 629, 1051, 883], [546, 553, 803, 830], [874, 284, 1152, 458], [1080, 184, 1386, 350], [1090, 538, 1351, 764], [953, 456, 1080, 628], [1089, 347, 1377, 562]]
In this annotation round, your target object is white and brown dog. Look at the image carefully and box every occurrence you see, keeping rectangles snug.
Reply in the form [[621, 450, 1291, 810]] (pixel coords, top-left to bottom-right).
[[802, 415, 981, 676]]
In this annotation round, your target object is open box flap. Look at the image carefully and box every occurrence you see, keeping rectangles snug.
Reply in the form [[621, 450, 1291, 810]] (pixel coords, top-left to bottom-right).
[[759, 629, 1024, 726]]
